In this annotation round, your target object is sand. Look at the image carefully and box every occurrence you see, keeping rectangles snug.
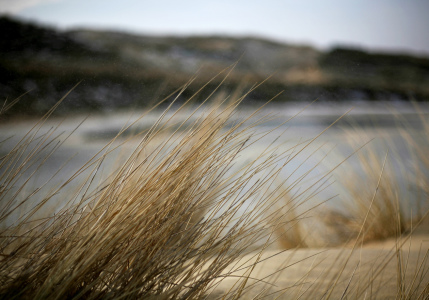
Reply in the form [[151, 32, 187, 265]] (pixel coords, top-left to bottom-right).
[[210, 232, 429, 299]]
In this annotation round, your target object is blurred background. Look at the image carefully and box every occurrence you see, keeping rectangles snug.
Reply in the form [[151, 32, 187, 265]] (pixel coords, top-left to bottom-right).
[[1, 0, 429, 116], [1, 0, 429, 233]]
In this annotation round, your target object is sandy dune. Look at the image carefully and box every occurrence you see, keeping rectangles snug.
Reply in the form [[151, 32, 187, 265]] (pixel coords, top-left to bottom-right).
[[211, 232, 429, 299]]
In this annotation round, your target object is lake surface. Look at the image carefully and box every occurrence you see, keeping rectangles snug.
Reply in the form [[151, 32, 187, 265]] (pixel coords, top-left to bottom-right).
[[1, 101, 428, 224]]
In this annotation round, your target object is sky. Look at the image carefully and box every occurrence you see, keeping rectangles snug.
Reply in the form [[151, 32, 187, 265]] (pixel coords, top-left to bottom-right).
[[1, 0, 429, 56]]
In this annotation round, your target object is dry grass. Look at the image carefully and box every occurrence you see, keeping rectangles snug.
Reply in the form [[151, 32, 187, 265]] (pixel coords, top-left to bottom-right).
[[1, 77, 428, 299], [323, 148, 406, 244], [2, 71, 353, 298], [321, 108, 429, 246], [0, 78, 299, 299]]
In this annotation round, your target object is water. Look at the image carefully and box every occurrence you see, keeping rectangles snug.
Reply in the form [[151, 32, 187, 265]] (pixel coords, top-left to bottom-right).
[[1, 101, 428, 224]]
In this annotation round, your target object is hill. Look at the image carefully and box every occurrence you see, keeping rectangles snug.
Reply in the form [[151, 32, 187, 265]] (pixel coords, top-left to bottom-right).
[[1, 16, 429, 116]]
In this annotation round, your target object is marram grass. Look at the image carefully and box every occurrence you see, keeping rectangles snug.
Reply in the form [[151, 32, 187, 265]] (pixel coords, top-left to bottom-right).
[[0, 79, 428, 299], [0, 81, 315, 299]]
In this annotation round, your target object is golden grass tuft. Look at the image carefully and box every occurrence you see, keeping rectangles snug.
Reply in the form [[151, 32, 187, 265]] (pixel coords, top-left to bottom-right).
[[323, 148, 406, 244], [321, 107, 429, 246], [0, 81, 297, 298], [0, 77, 428, 299]]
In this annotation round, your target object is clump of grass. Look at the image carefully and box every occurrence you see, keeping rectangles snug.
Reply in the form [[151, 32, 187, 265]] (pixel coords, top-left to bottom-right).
[[322, 106, 429, 246], [398, 103, 429, 222], [0, 79, 303, 299], [324, 148, 405, 244], [271, 195, 308, 249], [1, 77, 428, 299]]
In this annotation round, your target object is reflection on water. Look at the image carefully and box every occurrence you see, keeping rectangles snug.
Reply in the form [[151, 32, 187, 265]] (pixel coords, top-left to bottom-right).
[[1, 101, 428, 222]]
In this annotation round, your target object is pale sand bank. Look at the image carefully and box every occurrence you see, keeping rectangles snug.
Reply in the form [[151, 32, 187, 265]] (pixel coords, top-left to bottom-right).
[[210, 234, 429, 299]]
